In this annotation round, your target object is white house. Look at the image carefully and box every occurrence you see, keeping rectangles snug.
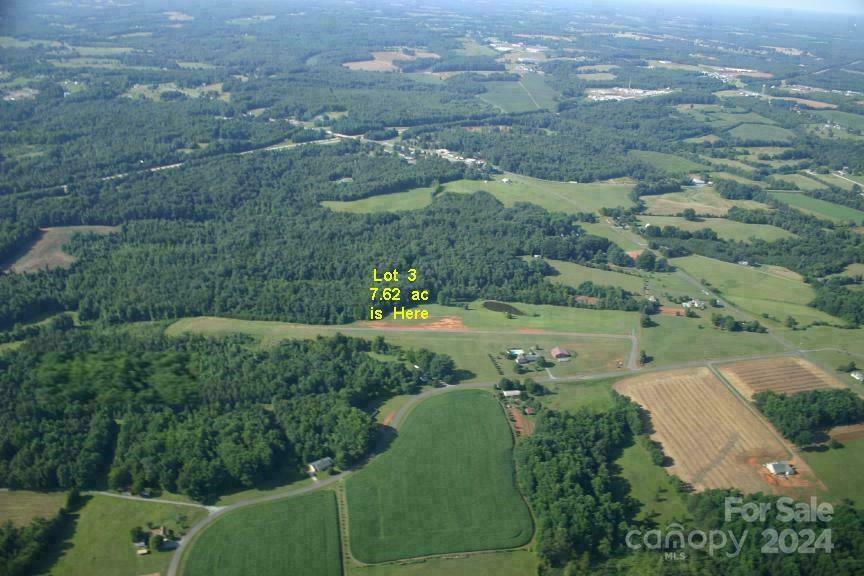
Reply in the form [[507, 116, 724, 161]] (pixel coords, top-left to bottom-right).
[[682, 299, 706, 310], [515, 352, 540, 365], [502, 390, 522, 398]]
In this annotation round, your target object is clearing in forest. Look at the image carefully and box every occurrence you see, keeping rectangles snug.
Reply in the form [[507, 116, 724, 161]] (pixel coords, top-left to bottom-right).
[[7, 226, 119, 273], [343, 49, 439, 72], [614, 368, 819, 495], [718, 357, 842, 399], [346, 390, 533, 562]]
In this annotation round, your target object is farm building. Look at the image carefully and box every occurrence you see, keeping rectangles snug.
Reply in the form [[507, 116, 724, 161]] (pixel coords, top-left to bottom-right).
[[682, 299, 706, 310], [851, 371, 864, 382], [550, 347, 571, 361], [136, 549, 150, 556], [524, 407, 537, 415], [502, 390, 522, 398], [307, 457, 334, 475], [764, 461, 795, 476]]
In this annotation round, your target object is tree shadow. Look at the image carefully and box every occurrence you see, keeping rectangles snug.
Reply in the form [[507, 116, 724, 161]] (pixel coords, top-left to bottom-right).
[[34, 494, 92, 575]]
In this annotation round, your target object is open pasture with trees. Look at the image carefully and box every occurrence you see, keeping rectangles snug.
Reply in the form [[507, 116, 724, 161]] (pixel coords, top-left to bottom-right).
[[628, 150, 707, 174], [182, 492, 341, 576], [614, 368, 804, 494], [770, 192, 864, 224], [350, 550, 538, 576], [639, 215, 794, 242], [718, 357, 843, 399], [0, 490, 68, 527], [345, 390, 533, 562], [673, 255, 842, 326], [50, 495, 206, 576], [641, 188, 769, 216]]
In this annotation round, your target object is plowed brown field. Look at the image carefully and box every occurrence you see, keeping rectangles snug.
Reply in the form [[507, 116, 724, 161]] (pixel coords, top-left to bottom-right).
[[615, 368, 820, 494], [718, 357, 841, 399]]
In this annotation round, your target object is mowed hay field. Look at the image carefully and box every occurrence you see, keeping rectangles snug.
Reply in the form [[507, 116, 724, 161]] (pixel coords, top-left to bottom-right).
[[642, 188, 768, 216], [614, 368, 800, 494], [639, 215, 794, 242], [351, 549, 537, 576], [323, 174, 635, 215], [770, 192, 864, 225], [182, 491, 341, 576], [346, 390, 532, 562], [6, 226, 118, 273], [0, 490, 67, 526], [718, 357, 842, 399], [50, 495, 206, 576]]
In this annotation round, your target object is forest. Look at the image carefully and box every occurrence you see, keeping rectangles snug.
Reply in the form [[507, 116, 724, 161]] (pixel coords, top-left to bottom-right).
[[0, 324, 450, 500], [754, 389, 864, 446]]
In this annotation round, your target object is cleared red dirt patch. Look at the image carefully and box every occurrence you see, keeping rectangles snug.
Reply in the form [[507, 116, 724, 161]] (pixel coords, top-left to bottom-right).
[[364, 316, 467, 331]]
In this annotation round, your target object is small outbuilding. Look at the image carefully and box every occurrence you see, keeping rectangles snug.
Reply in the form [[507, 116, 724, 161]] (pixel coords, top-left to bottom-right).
[[502, 390, 522, 398], [307, 457, 334, 475], [765, 461, 796, 476], [851, 371, 864, 382], [682, 299, 706, 310], [524, 407, 537, 416], [550, 347, 571, 361]]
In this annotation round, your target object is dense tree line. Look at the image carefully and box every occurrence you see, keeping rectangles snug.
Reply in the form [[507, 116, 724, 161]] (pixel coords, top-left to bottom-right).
[[516, 396, 642, 571], [0, 327, 448, 499], [755, 389, 864, 445]]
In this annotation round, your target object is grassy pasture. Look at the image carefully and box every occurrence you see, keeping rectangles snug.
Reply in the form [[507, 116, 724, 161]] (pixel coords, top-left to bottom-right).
[[673, 254, 841, 325], [539, 377, 617, 413], [727, 123, 794, 143], [182, 492, 340, 576], [544, 259, 645, 292], [457, 38, 497, 56], [640, 314, 786, 365], [576, 72, 616, 81], [580, 222, 646, 252], [800, 438, 864, 506], [346, 390, 533, 562], [642, 188, 768, 216], [479, 81, 539, 113], [0, 490, 67, 527], [50, 495, 205, 576], [770, 192, 864, 224], [617, 442, 689, 524], [351, 550, 537, 576], [519, 73, 558, 109], [806, 172, 859, 191], [629, 150, 707, 174], [771, 173, 827, 191], [816, 110, 864, 131], [322, 174, 635, 215], [639, 215, 794, 242]]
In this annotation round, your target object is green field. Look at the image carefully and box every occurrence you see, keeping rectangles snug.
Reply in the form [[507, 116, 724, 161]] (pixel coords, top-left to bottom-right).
[[674, 254, 841, 326], [727, 123, 794, 143], [640, 215, 794, 242], [800, 439, 864, 506], [580, 222, 646, 252], [629, 150, 707, 174], [640, 314, 786, 365], [576, 72, 616, 81], [49, 495, 206, 576], [771, 173, 827, 191], [539, 377, 617, 413], [166, 305, 636, 382], [322, 174, 635, 215], [544, 259, 646, 292], [0, 490, 67, 527], [642, 187, 768, 216], [816, 110, 864, 131], [519, 73, 558, 110], [346, 390, 533, 562], [350, 550, 537, 576], [479, 81, 540, 113], [182, 491, 340, 576], [770, 192, 864, 224], [617, 442, 689, 524]]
